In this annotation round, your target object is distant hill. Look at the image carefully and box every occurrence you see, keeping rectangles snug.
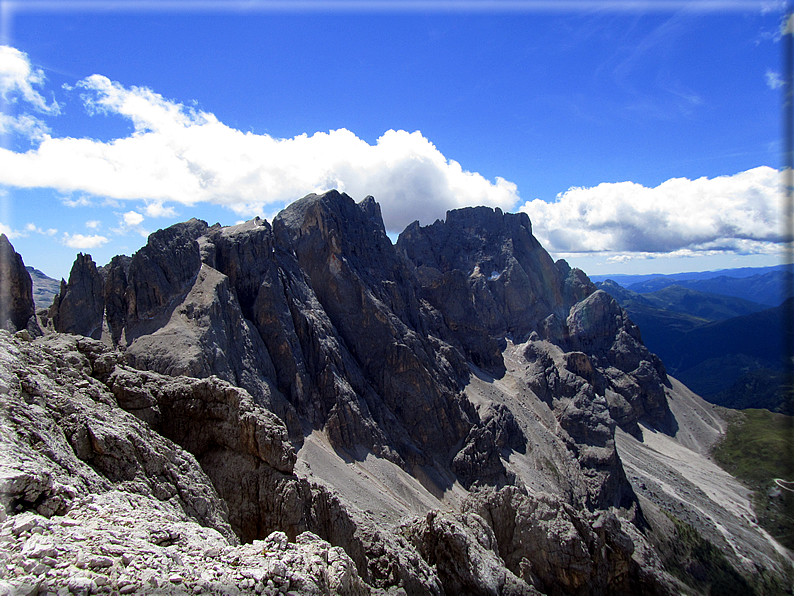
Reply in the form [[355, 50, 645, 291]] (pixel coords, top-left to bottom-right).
[[26, 266, 60, 310], [595, 280, 768, 324], [638, 284, 768, 320], [626, 270, 792, 307], [671, 300, 787, 375], [589, 264, 788, 288], [597, 279, 789, 413]]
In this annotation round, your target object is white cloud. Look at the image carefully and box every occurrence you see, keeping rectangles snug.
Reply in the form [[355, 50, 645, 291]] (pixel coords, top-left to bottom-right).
[[519, 166, 783, 257], [0, 46, 59, 114], [24, 223, 57, 236], [62, 195, 94, 208], [85, 220, 101, 229], [0, 113, 49, 140], [0, 222, 16, 238], [114, 210, 148, 238], [143, 201, 177, 218], [61, 233, 109, 249], [765, 69, 785, 90], [606, 254, 634, 263], [0, 73, 518, 232], [123, 211, 144, 226], [0, 46, 59, 143]]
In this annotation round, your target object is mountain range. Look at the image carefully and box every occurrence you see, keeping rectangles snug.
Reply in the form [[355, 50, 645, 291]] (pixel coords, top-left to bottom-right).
[[595, 278, 789, 413], [591, 267, 791, 309], [589, 264, 789, 301], [0, 191, 791, 595]]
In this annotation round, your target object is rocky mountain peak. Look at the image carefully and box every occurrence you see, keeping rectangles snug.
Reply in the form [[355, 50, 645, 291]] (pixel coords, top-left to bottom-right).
[[49, 253, 104, 339], [126, 217, 209, 324], [396, 206, 595, 372], [273, 190, 396, 285], [11, 195, 783, 595], [398, 206, 534, 276]]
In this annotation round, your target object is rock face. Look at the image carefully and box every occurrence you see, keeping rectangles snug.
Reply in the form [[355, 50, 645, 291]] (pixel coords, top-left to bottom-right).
[[565, 291, 671, 435], [399, 509, 536, 596], [10, 194, 789, 595], [50, 253, 105, 338], [395, 209, 670, 509], [269, 193, 471, 466], [0, 332, 234, 539], [396, 209, 671, 438], [396, 207, 586, 348], [0, 234, 40, 336], [462, 486, 666, 596]]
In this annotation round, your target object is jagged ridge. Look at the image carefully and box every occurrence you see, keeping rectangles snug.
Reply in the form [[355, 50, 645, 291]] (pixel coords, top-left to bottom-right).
[[0, 191, 788, 595]]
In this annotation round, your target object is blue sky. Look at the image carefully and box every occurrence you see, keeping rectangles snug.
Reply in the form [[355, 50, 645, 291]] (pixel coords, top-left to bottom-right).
[[0, 0, 786, 281]]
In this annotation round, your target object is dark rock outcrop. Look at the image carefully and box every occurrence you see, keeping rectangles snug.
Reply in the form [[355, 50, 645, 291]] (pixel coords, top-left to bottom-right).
[[396, 209, 670, 438], [566, 291, 672, 435], [396, 207, 591, 365], [108, 366, 299, 543], [0, 234, 40, 336], [271, 192, 472, 465], [102, 254, 131, 345], [125, 218, 208, 328], [50, 253, 105, 338], [396, 207, 672, 507]]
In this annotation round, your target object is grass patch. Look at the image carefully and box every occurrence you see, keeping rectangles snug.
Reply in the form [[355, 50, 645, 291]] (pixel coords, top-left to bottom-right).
[[712, 408, 794, 551]]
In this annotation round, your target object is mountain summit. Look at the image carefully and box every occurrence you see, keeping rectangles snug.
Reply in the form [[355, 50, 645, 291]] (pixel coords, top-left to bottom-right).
[[1, 192, 789, 595]]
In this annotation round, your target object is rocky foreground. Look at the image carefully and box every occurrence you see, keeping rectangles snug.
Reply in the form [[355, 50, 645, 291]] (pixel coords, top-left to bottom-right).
[[0, 191, 791, 595]]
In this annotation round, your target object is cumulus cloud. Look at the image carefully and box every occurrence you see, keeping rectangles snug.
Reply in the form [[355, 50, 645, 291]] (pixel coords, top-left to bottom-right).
[[0, 73, 518, 232], [85, 220, 101, 229], [62, 233, 109, 249], [143, 201, 177, 218], [519, 166, 783, 258], [113, 210, 148, 238], [123, 211, 144, 226]]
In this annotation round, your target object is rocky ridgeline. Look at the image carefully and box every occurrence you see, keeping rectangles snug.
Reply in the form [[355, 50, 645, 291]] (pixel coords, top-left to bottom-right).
[[0, 191, 756, 595], [0, 328, 667, 595]]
